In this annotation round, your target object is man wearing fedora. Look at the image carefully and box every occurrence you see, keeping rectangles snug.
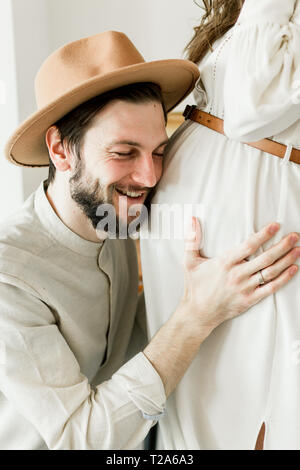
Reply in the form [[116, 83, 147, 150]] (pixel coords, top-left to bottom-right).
[[0, 31, 299, 450]]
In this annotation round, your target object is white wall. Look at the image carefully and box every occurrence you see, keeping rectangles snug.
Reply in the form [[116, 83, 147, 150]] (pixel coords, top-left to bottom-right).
[[0, 0, 23, 222], [1, 0, 203, 212], [47, 0, 202, 62], [11, 0, 51, 199]]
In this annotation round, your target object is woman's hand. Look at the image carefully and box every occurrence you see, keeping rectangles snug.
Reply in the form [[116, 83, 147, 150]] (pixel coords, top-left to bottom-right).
[[181, 219, 300, 335]]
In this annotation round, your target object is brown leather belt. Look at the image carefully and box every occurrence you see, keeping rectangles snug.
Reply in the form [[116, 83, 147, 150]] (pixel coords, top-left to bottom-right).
[[183, 105, 300, 165]]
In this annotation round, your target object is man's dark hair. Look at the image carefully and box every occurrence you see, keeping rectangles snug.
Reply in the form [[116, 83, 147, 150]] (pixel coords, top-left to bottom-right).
[[47, 82, 167, 185]]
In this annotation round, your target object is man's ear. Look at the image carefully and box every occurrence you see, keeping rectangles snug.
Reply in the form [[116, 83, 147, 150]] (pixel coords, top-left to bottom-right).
[[45, 126, 71, 172]]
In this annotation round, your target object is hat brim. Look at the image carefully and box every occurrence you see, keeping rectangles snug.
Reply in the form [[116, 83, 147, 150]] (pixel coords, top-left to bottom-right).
[[5, 59, 199, 167]]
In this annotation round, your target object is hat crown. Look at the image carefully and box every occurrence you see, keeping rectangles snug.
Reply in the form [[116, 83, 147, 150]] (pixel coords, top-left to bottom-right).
[[35, 31, 145, 108]]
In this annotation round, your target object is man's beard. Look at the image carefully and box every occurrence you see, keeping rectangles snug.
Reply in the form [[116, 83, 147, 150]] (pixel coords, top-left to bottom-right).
[[69, 158, 147, 238]]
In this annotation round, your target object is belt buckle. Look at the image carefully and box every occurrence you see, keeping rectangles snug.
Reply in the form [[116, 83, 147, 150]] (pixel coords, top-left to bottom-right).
[[183, 104, 197, 120]]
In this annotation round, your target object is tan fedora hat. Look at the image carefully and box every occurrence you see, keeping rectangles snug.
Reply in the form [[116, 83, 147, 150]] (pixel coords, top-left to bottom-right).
[[4, 30, 200, 168]]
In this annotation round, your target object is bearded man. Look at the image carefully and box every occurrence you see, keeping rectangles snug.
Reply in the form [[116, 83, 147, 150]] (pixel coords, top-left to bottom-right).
[[0, 31, 298, 450]]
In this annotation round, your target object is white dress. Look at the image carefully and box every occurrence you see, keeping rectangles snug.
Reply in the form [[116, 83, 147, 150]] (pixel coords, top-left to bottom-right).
[[140, 0, 300, 450]]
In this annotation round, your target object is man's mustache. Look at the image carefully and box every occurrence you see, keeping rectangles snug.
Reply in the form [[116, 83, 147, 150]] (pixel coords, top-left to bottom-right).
[[114, 184, 151, 193]]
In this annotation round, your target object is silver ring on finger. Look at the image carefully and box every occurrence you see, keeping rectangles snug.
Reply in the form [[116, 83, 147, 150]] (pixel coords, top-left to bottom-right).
[[258, 270, 266, 286]]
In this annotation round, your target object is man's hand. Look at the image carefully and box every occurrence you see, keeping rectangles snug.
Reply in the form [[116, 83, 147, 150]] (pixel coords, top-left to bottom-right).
[[181, 219, 299, 336], [144, 220, 299, 398]]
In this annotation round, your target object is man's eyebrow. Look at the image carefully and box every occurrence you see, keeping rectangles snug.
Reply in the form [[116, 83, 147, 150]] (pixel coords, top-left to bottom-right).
[[106, 139, 169, 149], [107, 140, 141, 148]]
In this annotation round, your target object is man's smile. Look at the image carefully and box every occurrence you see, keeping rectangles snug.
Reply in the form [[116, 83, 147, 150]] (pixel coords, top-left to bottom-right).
[[114, 185, 148, 203]]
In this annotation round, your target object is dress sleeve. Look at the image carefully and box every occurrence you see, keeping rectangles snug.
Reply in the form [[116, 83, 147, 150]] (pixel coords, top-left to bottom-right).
[[223, 0, 300, 142], [0, 280, 165, 450]]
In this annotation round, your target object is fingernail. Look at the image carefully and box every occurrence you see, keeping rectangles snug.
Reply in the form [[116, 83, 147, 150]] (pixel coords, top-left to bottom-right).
[[269, 223, 280, 234], [186, 217, 196, 241], [290, 234, 300, 244], [290, 266, 298, 276], [293, 247, 300, 257], [190, 218, 196, 238]]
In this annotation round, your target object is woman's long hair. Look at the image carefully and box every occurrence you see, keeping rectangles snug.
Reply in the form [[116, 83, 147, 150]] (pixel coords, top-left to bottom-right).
[[185, 0, 244, 64]]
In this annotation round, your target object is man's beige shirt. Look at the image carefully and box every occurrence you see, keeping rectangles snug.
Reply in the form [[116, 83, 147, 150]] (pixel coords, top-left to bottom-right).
[[0, 182, 165, 450]]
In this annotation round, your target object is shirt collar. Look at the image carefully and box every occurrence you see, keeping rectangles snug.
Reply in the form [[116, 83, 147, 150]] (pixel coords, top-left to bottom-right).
[[34, 181, 106, 257]]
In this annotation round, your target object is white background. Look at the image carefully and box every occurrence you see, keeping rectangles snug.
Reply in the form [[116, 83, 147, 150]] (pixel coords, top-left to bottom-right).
[[0, 0, 202, 220]]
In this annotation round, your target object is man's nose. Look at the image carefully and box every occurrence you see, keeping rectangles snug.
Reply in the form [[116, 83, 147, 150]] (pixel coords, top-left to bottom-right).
[[131, 154, 158, 188]]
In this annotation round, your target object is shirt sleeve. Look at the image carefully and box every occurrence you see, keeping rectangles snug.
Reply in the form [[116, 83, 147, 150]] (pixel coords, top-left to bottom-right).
[[125, 291, 148, 362], [223, 0, 300, 142], [0, 280, 166, 450]]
